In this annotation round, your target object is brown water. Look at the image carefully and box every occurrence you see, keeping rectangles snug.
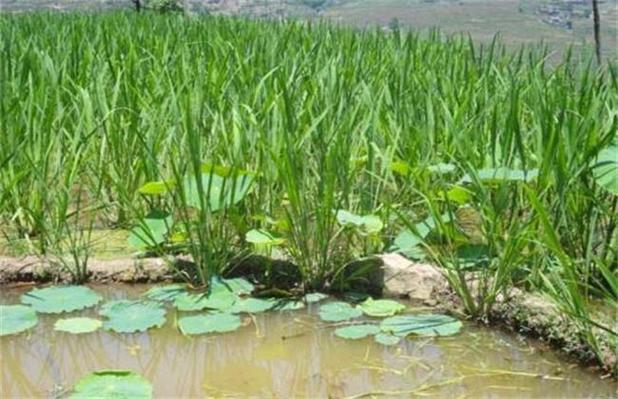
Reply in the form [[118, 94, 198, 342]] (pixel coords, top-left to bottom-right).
[[1, 284, 616, 398]]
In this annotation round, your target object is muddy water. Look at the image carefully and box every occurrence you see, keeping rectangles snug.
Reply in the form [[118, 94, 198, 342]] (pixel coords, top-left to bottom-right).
[[1, 284, 616, 398]]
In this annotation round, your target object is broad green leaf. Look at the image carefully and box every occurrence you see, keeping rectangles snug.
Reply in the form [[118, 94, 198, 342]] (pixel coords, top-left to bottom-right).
[[336, 210, 383, 234], [21, 286, 102, 314], [443, 185, 472, 204], [183, 170, 253, 212], [70, 370, 152, 399], [127, 210, 173, 250], [210, 276, 254, 295], [229, 298, 276, 314], [375, 332, 401, 346], [318, 302, 362, 322], [380, 314, 462, 337], [426, 163, 456, 174], [100, 301, 166, 333], [461, 167, 538, 184], [173, 291, 237, 312], [143, 284, 187, 302], [334, 324, 380, 340], [359, 298, 405, 317], [591, 146, 618, 195], [178, 313, 242, 335], [137, 180, 173, 195], [245, 229, 285, 246], [391, 160, 411, 176], [54, 317, 102, 334], [0, 305, 38, 336], [305, 293, 329, 303]]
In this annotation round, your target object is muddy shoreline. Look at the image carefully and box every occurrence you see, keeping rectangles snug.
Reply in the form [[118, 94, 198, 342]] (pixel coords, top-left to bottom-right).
[[1, 254, 615, 377]]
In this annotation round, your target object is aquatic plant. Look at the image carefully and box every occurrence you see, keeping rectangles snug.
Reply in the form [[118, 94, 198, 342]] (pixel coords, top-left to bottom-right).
[[21, 286, 102, 314], [70, 370, 152, 399], [0, 305, 38, 336]]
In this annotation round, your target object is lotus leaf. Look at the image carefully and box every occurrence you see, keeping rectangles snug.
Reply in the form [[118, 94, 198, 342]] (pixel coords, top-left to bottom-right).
[[55, 317, 102, 334], [461, 167, 538, 184], [229, 298, 276, 314], [336, 210, 383, 234], [101, 301, 166, 333], [374, 332, 401, 346], [591, 146, 618, 195], [304, 293, 329, 303], [245, 229, 285, 246], [127, 210, 173, 250], [178, 313, 242, 335], [0, 305, 38, 336], [183, 171, 253, 212], [318, 302, 362, 322], [21, 286, 102, 314], [334, 324, 380, 340], [380, 314, 462, 337], [174, 291, 236, 312], [143, 284, 187, 302], [210, 276, 254, 295], [359, 298, 405, 317], [70, 370, 152, 399]]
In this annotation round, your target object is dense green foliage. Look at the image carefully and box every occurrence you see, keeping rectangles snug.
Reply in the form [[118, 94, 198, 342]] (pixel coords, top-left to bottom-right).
[[0, 12, 616, 365]]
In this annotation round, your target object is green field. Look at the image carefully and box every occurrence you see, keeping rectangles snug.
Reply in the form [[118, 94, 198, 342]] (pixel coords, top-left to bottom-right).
[[0, 9, 616, 372]]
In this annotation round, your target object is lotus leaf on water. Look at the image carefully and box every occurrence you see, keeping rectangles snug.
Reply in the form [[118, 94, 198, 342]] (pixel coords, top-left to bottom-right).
[[174, 291, 237, 312], [178, 313, 242, 335], [0, 305, 38, 336], [143, 284, 187, 302], [318, 302, 362, 322], [21, 286, 102, 314], [210, 276, 254, 295], [54, 317, 102, 334], [70, 370, 152, 399], [100, 301, 166, 333], [304, 293, 329, 303], [359, 298, 405, 317], [380, 314, 462, 337], [229, 298, 276, 314], [334, 324, 380, 340], [374, 332, 401, 346]]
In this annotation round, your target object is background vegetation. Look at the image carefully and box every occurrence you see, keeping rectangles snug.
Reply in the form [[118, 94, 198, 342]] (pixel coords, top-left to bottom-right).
[[0, 11, 616, 366]]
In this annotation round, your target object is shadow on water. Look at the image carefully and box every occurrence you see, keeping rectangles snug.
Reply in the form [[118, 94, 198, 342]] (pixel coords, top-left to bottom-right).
[[1, 284, 616, 398]]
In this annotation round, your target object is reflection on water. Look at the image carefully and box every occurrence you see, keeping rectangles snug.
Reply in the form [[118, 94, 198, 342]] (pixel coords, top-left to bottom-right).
[[1, 284, 616, 398]]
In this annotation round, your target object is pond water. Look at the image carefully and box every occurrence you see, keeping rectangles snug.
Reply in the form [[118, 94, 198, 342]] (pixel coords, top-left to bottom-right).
[[1, 284, 616, 398]]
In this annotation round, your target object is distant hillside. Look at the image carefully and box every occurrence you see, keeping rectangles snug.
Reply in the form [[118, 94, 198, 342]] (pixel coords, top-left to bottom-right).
[[1, 0, 616, 60]]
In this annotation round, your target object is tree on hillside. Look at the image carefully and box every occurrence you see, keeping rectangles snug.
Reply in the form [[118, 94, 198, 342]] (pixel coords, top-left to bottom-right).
[[592, 0, 601, 63]]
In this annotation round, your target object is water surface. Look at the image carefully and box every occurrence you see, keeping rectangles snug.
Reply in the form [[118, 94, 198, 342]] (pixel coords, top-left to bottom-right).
[[1, 284, 615, 398]]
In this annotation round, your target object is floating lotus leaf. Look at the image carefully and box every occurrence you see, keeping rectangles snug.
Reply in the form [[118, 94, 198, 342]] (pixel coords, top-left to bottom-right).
[[359, 298, 405, 318], [380, 314, 462, 337], [21, 286, 102, 314], [178, 313, 242, 335], [143, 284, 187, 302], [174, 291, 236, 312], [0, 305, 38, 336], [211, 276, 254, 295], [304, 293, 329, 303], [70, 370, 152, 399], [54, 317, 102, 334], [318, 302, 362, 322], [374, 332, 401, 346], [275, 300, 305, 311], [334, 324, 380, 340], [229, 298, 276, 314], [100, 301, 166, 333]]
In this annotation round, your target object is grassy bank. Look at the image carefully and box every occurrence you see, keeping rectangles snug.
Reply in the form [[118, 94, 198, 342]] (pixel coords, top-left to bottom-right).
[[0, 12, 616, 370]]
